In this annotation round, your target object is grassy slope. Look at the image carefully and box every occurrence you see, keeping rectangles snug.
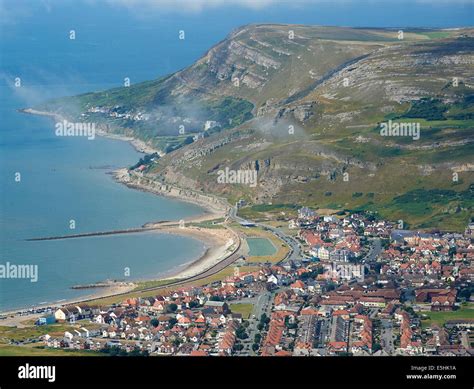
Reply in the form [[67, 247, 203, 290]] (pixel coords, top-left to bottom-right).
[[0, 344, 101, 356], [35, 25, 474, 231], [164, 29, 473, 231]]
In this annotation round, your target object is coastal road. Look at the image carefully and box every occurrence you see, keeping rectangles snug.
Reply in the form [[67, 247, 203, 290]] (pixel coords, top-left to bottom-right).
[[228, 206, 302, 262], [2, 226, 245, 320], [93, 204, 300, 300], [108, 225, 245, 292], [8, 202, 297, 321]]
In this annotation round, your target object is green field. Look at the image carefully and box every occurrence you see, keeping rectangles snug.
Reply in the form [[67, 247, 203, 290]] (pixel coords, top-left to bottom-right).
[[133, 278, 179, 291], [0, 324, 75, 342], [0, 321, 102, 343], [229, 303, 254, 319], [246, 238, 277, 256], [0, 344, 101, 356], [421, 304, 474, 328]]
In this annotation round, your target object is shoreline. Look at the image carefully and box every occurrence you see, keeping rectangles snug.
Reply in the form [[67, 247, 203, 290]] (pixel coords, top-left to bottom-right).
[[20, 108, 161, 156], [147, 225, 239, 280], [0, 224, 240, 317], [4, 109, 238, 317], [113, 168, 230, 219]]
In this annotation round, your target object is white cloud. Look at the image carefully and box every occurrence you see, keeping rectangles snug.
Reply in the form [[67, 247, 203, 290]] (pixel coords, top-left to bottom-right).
[[103, 0, 474, 14], [108, 0, 274, 12], [1, 0, 472, 23]]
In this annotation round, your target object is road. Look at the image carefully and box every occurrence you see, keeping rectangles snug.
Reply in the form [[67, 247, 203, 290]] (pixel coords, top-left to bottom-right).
[[4, 205, 295, 323], [364, 238, 382, 263], [2, 225, 244, 321], [316, 318, 330, 348], [235, 287, 291, 355], [380, 318, 394, 354], [242, 291, 273, 356], [229, 206, 302, 262]]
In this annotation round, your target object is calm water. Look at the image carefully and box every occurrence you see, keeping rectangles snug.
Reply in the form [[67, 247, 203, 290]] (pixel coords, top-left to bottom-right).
[[0, 102, 207, 310], [0, 0, 471, 311]]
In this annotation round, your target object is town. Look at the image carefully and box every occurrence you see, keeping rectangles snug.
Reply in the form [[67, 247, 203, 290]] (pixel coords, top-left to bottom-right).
[[20, 209, 473, 357]]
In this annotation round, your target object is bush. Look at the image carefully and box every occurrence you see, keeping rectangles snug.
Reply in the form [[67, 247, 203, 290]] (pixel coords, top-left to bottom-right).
[[402, 98, 447, 121]]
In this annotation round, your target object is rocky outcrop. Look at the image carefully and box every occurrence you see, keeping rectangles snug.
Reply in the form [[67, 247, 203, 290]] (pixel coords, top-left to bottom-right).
[[114, 169, 230, 213], [275, 101, 317, 123]]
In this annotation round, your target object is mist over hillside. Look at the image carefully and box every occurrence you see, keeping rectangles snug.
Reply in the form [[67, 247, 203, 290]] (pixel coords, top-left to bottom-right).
[[36, 24, 474, 231]]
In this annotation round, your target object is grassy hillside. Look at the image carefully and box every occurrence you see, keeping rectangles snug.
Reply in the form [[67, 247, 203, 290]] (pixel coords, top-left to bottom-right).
[[34, 25, 474, 231]]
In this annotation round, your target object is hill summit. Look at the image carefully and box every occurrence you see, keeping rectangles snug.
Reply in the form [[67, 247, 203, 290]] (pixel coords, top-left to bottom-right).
[[36, 25, 474, 231]]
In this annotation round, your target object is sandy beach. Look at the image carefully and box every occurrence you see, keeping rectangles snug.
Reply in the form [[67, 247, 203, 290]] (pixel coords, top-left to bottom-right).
[[0, 222, 240, 322], [149, 225, 240, 280], [0, 283, 136, 326], [4, 108, 239, 320], [111, 169, 240, 280]]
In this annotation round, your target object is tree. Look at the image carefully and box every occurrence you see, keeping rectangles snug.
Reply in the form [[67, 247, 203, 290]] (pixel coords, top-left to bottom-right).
[[372, 343, 382, 353], [189, 300, 199, 309], [326, 282, 336, 291], [404, 306, 416, 316], [458, 287, 472, 301], [150, 318, 159, 327], [233, 343, 244, 352], [168, 318, 177, 328], [285, 317, 297, 330], [167, 303, 178, 313], [236, 326, 248, 340], [129, 347, 144, 356], [448, 246, 457, 257], [183, 136, 194, 145]]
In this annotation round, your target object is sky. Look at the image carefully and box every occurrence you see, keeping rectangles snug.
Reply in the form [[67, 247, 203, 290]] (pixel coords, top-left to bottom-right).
[[2, 0, 473, 22]]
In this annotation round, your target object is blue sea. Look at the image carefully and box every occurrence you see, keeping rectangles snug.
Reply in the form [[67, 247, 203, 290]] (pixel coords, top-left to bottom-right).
[[0, 0, 472, 311]]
